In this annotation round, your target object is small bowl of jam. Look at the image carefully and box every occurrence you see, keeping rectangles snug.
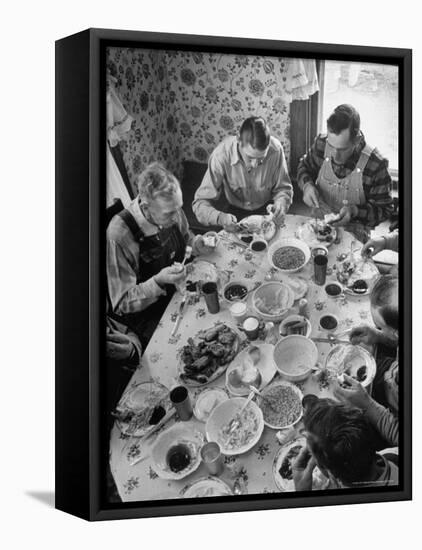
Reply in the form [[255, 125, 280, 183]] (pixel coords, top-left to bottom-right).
[[223, 281, 249, 303], [319, 314, 339, 333]]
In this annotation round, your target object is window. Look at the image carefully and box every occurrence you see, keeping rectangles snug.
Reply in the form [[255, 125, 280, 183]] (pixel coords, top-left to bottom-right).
[[320, 61, 399, 174]]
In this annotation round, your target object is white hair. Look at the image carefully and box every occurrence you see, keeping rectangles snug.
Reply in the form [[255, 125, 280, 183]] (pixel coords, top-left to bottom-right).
[[137, 162, 181, 202]]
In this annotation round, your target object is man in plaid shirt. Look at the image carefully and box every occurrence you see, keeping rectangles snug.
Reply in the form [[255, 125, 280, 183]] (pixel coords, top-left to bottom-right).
[[297, 104, 394, 241], [107, 162, 213, 348]]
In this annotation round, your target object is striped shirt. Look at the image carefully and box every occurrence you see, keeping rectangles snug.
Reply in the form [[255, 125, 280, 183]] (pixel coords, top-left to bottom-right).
[[107, 198, 197, 315], [297, 133, 394, 227], [193, 135, 293, 226]]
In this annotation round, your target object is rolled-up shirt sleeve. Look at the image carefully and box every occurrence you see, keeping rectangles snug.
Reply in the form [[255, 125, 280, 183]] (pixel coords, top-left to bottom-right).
[[107, 239, 165, 315], [364, 397, 398, 447], [385, 230, 399, 252], [192, 152, 225, 226], [297, 136, 325, 192], [272, 147, 293, 211]]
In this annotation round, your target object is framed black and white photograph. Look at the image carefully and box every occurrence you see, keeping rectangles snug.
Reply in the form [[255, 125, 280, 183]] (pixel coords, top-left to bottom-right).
[[55, 28, 412, 521]]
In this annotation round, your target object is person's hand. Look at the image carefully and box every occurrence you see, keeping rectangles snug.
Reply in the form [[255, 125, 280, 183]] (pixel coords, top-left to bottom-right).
[[194, 235, 215, 256], [349, 325, 382, 346], [106, 332, 136, 362], [271, 202, 286, 226], [292, 446, 317, 492], [333, 373, 371, 410], [218, 213, 238, 232], [302, 183, 320, 208], [154, 264, 186, 287], [331, 205, 359, 227], [361, 237, 385, 258]]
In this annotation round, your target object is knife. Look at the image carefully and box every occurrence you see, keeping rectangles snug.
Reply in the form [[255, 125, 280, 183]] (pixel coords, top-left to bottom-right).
[[311, 337, 350, 345], [171, 295, 187, 336]]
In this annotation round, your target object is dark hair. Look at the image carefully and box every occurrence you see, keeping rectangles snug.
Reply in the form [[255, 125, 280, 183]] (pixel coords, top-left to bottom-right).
[[371, 275, 399, 331], [303, 398, 376, 485], [327, 104, 360, 140], [239, 116, 270, 151]]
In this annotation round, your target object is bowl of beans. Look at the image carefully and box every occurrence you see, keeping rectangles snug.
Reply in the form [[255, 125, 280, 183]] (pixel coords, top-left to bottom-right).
[[268, 238, 311, 274], [222, 281, 249, 303]]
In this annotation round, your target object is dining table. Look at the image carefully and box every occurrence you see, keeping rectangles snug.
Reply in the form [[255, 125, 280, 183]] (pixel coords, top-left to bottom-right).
[[109, 214, 376, 501]]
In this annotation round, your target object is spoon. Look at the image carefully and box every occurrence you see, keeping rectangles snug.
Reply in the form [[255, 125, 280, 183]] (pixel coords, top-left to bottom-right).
[[180, 245, 193, 267], [226, 391, 255, 434], [249, 385, 278, 412]]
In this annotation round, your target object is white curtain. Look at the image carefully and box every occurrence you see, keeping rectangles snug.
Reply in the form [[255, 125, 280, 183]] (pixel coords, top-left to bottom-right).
[[106, 76, 134, 208], [285, 59, 319, 102]]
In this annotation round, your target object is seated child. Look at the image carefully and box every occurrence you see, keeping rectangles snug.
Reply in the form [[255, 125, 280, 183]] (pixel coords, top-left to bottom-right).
[[292, 396, 398, 491], [334, 275, 399, 446]]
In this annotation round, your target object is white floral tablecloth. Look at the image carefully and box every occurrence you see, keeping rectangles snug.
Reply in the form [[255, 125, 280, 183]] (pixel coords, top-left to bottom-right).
[[109, 215, 375, 501]]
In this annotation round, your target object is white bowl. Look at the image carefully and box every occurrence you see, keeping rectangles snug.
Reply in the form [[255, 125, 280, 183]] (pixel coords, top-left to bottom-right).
[[279, 314, 312, 338], [222, 280, 249, 304], [206, 397, 264, 456], [273, 335, 318, 382], [259, 381, 303, 430], [325, 344, 376, 389], [268, 238, 311, 273], [150, 423, 204, 480], [252, 282, 295, 322]]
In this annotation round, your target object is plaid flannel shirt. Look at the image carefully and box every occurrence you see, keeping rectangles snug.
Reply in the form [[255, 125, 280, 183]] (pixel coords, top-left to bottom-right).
[[107, 198, 197, 315], [297, 133, 394, 227]]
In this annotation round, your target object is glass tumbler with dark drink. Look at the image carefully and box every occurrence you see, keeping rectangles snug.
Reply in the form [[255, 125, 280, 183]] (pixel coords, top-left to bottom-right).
[[170, 385, 193, 421]]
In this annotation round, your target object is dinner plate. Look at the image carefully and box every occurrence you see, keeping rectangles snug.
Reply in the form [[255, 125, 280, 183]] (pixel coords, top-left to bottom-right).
[[336, 253, 379, 296], [178, 324, 241, 387], [296, 220, 337, 248], [181, 476, 233, 498], [225, 343, 277, 396], [258, 381, 303, 430], [193, 388, 230, 422], [237, 215, 276, 242], [115, 381, 171, 437], [185, 259, 219, 284], [206, 397, 264, 456], [150, 423, 204, 480], [273, 437, 330, 492]]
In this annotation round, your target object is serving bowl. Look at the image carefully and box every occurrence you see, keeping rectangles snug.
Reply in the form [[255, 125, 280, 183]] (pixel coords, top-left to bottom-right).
[[258, 381, 303, 430], [252, 281, 295, 322], [206, 397, 264, 456], [273, 335, 318, 382], [268, 237, 311, 274]]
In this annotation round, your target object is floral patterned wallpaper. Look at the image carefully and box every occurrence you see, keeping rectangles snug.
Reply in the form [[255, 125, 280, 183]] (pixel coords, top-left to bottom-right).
[[107, 47, 293, 194]]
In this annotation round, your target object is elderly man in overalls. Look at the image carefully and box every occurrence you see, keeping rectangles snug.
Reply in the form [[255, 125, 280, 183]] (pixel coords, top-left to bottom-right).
[[297, 104, 394, 243], [107, 162, 213, 350]]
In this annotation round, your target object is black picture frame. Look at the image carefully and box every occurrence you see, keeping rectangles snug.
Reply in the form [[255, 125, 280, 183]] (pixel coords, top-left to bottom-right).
[[55, 28, 412, 521]]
